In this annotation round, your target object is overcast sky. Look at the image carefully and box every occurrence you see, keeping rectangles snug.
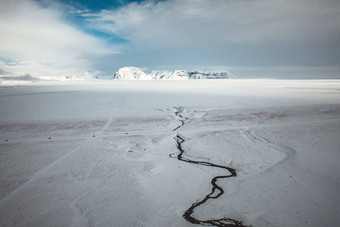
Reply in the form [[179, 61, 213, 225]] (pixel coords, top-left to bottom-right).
[[0, 0, 339, 78]]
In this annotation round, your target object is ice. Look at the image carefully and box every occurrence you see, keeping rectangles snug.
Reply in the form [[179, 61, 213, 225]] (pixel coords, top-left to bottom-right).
[[0, 79, 339, 227]]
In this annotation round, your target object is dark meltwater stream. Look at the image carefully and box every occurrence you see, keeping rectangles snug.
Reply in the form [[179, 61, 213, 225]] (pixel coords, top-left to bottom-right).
[[170, 107, 247, 227]]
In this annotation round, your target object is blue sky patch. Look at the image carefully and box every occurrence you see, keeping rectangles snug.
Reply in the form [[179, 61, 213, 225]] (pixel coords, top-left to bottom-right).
[[57, 0, 146, 11]]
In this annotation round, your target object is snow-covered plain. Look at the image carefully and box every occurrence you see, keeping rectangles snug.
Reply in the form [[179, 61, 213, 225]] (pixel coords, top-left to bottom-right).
[[0, 79, 339, 227]]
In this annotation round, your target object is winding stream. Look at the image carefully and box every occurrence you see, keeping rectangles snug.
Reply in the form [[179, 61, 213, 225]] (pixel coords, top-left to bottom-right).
[[170, 107, 247, 227]]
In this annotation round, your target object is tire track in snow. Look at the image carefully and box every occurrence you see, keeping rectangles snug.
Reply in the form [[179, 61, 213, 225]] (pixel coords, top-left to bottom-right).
[[170, 107, 247, 227], [0, 116, 114, 208], [242, 128, 297, 174], [70, 191, 93, 227]]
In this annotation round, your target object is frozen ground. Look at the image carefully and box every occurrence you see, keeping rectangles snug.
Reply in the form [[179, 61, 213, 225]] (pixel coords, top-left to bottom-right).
[[0, 80, 339, 227]]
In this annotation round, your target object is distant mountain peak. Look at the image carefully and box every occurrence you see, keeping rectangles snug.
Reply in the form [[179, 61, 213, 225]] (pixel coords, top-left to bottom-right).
[[113, 67, 151, 80], [113, 67, 234, 80]]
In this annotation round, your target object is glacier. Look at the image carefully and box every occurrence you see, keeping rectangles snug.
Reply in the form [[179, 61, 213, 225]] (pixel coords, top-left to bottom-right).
[[113, 67, 234, 80]]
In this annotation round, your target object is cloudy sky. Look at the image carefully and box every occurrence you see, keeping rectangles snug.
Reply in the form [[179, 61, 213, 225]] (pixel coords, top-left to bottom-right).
[[0, 0, 339, 78]]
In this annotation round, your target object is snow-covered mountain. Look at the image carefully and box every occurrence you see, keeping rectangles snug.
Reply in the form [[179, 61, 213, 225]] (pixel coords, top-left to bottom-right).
[[113, 67, 234, 80], [113, 67, 152, 80]]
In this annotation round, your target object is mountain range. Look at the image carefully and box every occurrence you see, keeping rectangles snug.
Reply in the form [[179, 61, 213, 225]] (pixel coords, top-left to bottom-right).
[[113, 67, 234, 80]]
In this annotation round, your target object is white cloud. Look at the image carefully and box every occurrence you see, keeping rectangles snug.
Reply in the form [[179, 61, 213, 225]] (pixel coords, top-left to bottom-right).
[[0, 0, 115, 78], [85, 0, 340, 76], [88, 0, 340, 47], [1, 0, 339, 78]]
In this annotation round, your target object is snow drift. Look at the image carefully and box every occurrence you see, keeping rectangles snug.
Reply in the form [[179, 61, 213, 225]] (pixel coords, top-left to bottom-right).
[[113, 67, 234, 80]]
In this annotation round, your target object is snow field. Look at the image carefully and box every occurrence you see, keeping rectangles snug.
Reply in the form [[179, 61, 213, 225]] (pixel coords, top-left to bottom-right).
[[0, 79, 339, 226]]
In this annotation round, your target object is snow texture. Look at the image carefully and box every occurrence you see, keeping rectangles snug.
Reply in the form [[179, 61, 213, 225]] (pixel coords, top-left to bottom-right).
[[0, 79, 339, 227]]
